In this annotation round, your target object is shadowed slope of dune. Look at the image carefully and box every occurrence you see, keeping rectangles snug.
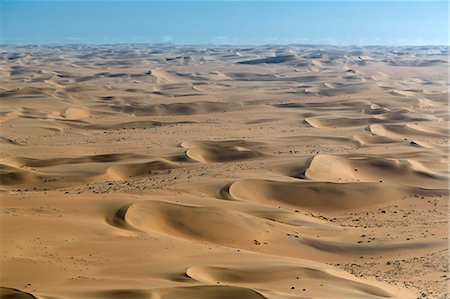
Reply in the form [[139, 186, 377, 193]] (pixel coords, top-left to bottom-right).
[[238, 54, 297, 65], [182, 140, 265, 163], [0, 87, 53, 99], [105, 160, 178, 180], [89, 286, 265, 299], [0, 137, 22, 146], [0, 287, 37, 299], [370, 123, 449, 142], [115, 200, 276, 245], [186, 265, 401, 299], [1, 154, 181, 186], [109, 101, 243, 116], [73, 120, 197, 130], [274, 100, 369, 111], [0, 165, 39, 186], [112, 199, 442, 264], [2, 153, 148, 168], [149, 285, 266, 299], [229, 179, 403, 212], [89, 289, 148, 299], [305, 113, 429, 129]]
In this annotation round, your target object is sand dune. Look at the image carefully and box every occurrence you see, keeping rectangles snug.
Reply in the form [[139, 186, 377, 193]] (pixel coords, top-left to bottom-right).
[[65, 119, 195, 130], [116, 200, 277, 246], [186, 265, 402, 298], [1, 45, 448, 299], [114, 198, 442, 262], [229, 179, 402, 212], [306, 116, 377, 128], [302, 154, 446, 188], [353, 133, 398, 145], [106, 160, 178, 180], [182, 140, 265, 163], [0, 87, 52, 99], [305, 113, 428, 128], [238, 54, 297, 65], [0, 164, 39, 186], [274, 100, 369, 111], [0, 154, 181, 187], [148, 285, 266, 299], [109, 101, 243, 116], [62, 107, 90, 119], [0, 287, 37, 299], [370, 123, 448, 141], [2, 153, 147, 168]]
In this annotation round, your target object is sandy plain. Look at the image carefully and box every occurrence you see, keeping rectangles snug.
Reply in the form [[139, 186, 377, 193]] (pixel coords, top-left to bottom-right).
[[0, 44, 448, 298]]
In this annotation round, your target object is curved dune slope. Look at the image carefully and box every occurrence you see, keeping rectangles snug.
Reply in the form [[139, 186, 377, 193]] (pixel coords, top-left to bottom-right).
[[63, 107, 90, 119], [1, 154, 179, 186], [105, 160, 177, 180], [306, 113, 428, 129], [150, 285, 266, 299], [117, 200, 275, 245], [114, 200, 444, 259], [0, 287, 37, 299], [110, 101, 242, 116], [0, 165, 39, 186], [370, 123, 448, 141], [186, 265, 399, 298], [182, 140, 264, 163], [303, 154, 446, 188], [353, 133, 398, 145], [229, 179, 402, 212], [3, 153, 147, 168]]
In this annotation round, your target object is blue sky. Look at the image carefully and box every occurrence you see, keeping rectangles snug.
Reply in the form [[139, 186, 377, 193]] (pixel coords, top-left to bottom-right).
[[1, 1, 448, 45]]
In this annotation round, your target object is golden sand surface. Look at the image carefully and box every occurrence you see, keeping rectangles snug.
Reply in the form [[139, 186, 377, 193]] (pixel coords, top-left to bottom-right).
[[0, 45, 448, 298]]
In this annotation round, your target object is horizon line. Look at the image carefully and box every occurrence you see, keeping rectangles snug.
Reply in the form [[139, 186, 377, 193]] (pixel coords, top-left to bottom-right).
[[1, 42, 449, 47]]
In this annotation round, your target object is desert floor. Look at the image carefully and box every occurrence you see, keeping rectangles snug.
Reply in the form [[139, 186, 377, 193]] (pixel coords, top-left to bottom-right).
[[0, 45, 448, 299]]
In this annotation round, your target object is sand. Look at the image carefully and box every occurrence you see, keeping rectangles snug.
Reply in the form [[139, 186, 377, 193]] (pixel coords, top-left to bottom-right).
[[0, 44, 448, 299]]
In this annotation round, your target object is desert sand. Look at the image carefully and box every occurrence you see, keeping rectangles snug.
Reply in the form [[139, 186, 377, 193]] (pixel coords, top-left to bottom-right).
[[0, 44, 448, 298]]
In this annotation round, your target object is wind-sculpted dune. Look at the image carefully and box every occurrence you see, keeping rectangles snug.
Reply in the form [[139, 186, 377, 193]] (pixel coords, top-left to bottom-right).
[[0, 154, 181, 188], [182, 140, 266, 163], [302, 154, 447, 188], [1, 45, 447, 299], [185, 265, 406, 298], [229, 179, 402, 212]]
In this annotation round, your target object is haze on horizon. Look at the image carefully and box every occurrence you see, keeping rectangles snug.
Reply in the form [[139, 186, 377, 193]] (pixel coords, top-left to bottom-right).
[[1, 0, 448, 46]]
